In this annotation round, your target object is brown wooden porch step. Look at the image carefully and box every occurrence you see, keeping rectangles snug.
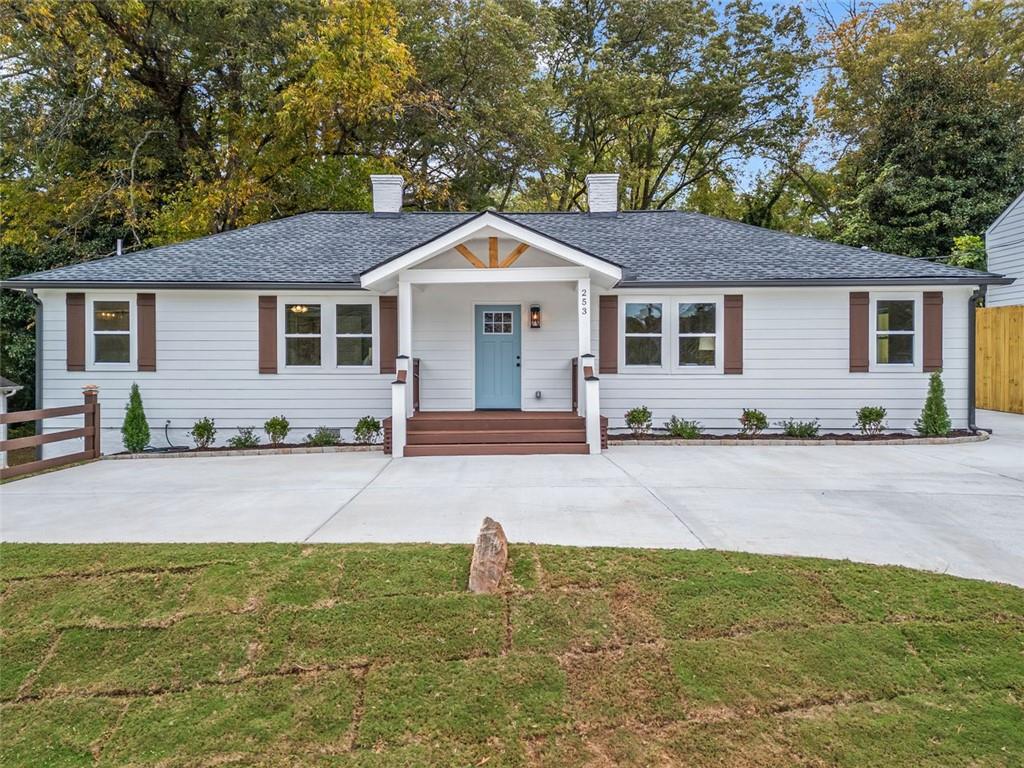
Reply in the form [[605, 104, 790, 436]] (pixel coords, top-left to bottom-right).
[[404, 442, 590, 457], [408, 412, 584, 432], [408, 429, 585, 445]]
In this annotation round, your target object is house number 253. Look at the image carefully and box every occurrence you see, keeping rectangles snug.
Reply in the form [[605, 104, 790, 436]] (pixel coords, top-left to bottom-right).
[[579, 287, 589, 316]]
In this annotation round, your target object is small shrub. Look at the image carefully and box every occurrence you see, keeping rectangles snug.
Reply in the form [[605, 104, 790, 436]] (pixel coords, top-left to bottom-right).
[[304, 426, 341, 447], [121, 383, 150, 453], [227, 427, 260, 449], [778, 418, 820, 438], [856, 406, 888, 436], [189, 417, 217, 449], [624, 406, 653, 438], [738, 408, 768, 436], [664, 416, 703, 439], [353, 416, 382, 444], [916, 371, 952, 436], [264, 415, 290, 445]]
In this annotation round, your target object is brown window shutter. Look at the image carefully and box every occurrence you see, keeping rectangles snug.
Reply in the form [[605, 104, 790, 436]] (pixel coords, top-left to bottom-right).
[[258, 296, 277, 374], [598, 295, 618, 374], [849, 292, 870, 372], [66, 292, 85, 371], [379, 296, 398, 374], [723, 294, 743, 374], [137, 293, 156, 371], [922, 291, 943, 371]]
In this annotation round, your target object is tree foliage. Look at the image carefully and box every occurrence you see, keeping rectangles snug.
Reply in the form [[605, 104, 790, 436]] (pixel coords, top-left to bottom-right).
[[817, 0, 1024, 258], [2, 0, 1022, 412]]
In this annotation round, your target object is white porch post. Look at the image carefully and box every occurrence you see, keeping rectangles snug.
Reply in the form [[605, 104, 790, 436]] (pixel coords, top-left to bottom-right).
[[398, 279, 414, 418], [390, 372, 407, 457], [577, 277, 591, 356], [583, 364, 601, 455], [576, 279, 601, 454], [576, 278, 591, 417]]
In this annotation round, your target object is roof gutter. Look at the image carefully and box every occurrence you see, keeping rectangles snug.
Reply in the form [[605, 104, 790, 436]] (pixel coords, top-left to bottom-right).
[[2, 281, 369, 291], [618, 277, 1015, 288], [4, 276, 1013, 292]]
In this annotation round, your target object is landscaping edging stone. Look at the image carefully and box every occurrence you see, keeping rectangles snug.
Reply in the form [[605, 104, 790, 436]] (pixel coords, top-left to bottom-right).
[[608, 433, 989, 447], [105, 444, 384, 460]]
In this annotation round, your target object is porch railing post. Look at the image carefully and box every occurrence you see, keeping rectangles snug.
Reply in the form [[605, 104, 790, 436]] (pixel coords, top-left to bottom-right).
[[391, 359, 408, 458], [580, 357, 601, 455], [82, 385, 99, 458]]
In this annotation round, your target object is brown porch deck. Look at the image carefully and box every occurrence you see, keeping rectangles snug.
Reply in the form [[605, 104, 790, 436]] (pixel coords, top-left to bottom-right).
[[384, 411, 608, 456]]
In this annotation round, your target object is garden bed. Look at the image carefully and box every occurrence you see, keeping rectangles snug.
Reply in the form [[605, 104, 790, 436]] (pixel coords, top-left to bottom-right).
[[608, 430, 987, 446], [105, 443, 383, 459]]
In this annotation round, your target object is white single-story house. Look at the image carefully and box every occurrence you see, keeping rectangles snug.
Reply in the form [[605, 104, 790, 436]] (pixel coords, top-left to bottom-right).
[[986, 188, 1024, 307], [3, 174, 1013, 456]]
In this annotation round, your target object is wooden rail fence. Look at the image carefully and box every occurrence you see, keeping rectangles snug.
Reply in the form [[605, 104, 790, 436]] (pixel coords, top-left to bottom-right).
[[976, 305, 1024, 415], [0, 387, 101, 480]]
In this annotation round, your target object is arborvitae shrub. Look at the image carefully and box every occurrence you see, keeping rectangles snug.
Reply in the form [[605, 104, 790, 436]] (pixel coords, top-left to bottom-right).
[[121, 383, 150, 453]]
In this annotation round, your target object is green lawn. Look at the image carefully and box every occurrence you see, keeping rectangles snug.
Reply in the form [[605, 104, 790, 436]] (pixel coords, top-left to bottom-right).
[[1, 544, 1021, 767]]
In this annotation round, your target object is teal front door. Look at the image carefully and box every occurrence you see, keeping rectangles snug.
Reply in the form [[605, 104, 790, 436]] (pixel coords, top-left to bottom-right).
[[475, 305, 522, 410]]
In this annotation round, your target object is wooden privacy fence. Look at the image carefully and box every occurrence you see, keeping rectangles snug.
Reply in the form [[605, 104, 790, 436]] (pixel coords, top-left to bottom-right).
[[0, 386, 101, 480], [976, 305, 1024, 415]]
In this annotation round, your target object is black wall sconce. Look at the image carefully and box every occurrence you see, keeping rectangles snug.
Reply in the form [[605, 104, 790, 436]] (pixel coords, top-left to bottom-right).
[[529, 305, 542, 328]]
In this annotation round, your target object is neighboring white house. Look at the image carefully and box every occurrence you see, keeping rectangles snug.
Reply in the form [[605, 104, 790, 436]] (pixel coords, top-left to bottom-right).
[[3, 174, 1013, 457], [986, 189, 1024, 306]]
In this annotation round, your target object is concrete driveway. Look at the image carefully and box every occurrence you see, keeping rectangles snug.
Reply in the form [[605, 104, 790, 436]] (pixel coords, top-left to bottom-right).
[[2, 410, 1022, 586]]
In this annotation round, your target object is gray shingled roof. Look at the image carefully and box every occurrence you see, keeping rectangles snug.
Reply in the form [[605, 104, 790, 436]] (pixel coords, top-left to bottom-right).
[[3, 210, 1009, 287]]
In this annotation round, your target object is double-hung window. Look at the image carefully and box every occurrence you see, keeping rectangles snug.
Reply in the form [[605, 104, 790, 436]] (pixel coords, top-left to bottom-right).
[[875, 299, 915, 365], [624, 302, 663, 366], [92, 300, 132, 365], [336, 304, 373, 366], [678, 302, 716, 366], [284, 303, 322, 366]]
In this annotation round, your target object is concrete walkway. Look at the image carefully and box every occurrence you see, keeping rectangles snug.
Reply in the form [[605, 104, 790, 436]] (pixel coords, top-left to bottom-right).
[[2, 410, 1022, 586]]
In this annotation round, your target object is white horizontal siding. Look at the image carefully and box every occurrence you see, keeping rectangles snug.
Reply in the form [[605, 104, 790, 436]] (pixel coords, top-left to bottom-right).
[[36, 283, 975, 456], [38, 289, 392, 456], [593, 286, 973, 434], [987, 194, 1024, 306]]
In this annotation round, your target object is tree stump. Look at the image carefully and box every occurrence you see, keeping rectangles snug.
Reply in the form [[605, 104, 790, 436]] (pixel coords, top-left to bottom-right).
[[468, 517, 508, 594]]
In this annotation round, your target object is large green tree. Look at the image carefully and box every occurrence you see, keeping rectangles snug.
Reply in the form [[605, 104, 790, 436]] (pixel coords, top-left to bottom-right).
[[1, 0, 413, 407], [388, 0, 554, 210], [520, 0, 814, 211], [834, 60, 1024, 259], [815, 0, 1024, 258]]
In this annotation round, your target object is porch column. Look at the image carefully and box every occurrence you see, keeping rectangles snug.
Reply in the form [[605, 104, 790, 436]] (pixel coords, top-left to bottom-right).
[[577, 277, 591, 356], [398, 279, 413, 357], [398, 279, 414, 417], [576, 278, 591, 416]]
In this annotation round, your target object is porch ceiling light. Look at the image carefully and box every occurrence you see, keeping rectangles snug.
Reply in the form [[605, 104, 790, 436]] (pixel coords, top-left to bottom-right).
[[290, 304, 309, 314], [530, 305, 541, 329]]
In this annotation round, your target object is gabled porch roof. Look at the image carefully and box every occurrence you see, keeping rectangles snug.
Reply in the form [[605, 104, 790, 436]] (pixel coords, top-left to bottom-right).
[[359, 211, 623, 291]]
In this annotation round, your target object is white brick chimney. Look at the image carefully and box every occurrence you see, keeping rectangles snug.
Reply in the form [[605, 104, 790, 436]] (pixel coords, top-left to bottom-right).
[[370, 174, 404, 215], [585, 173, 619, 214]]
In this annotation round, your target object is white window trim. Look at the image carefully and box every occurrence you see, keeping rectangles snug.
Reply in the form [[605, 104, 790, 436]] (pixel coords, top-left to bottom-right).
[[672, 296, 724, 374], [869, 292, 923, 373], [86, 294, 136, 371], [335, 301, 378, 369], [619, 295, 725, 374], [277, 295, 379, 373], [620, 297, 666, 371]]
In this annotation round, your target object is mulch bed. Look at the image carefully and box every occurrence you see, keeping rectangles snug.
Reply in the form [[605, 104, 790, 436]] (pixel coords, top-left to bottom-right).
[[611, 430, 977, 442]]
